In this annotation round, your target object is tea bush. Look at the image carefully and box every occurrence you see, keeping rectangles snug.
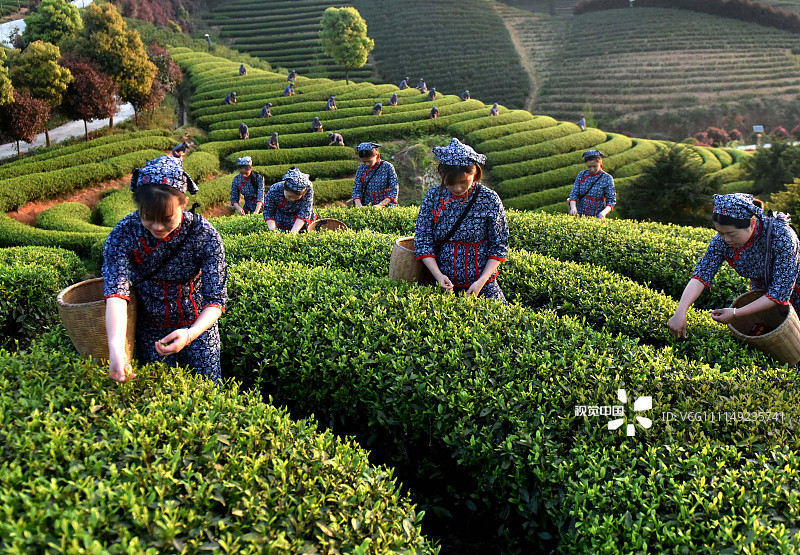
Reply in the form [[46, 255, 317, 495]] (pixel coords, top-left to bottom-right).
[[37, 203, 110, 234], [0, 341, 435, 554], [221, 259, 800, 551], [0, 130, 171, 174], [0, 149, 167, 212], [221, 230, 768, 368], [476, 122, 580, 153], [0, 246, 86, 345], [0, 136, 175, 180], [182, 151, 221, 182], [0, 213, 107, 257]]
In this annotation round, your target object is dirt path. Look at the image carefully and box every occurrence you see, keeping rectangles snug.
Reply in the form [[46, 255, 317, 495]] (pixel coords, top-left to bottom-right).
[[493, 2, 539, 113], [6, 177, 129, 226]]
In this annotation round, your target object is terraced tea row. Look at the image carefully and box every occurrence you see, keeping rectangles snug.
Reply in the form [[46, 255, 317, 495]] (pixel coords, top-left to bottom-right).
[[351, 0, 529, 109], [204, 0, 373, 80], [497, 5, 800, 132]]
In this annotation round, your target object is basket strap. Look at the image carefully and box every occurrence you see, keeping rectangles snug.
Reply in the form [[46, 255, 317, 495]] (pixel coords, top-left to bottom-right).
[[764, 218, 774, 289]]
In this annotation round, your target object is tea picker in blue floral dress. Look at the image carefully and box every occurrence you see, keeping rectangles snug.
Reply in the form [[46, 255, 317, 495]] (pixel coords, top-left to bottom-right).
[[230, 156, 264, 215], [103, 156, 228, 385], [669, 193, 800, 338], [568, 150, 616, 218], [351, 142, 398, 208], [263, 167, 316, 233], [415, 138, 509, 301]]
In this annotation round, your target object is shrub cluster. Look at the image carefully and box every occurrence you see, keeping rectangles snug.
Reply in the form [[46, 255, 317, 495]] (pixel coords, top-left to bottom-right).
[[219, 256, 799, 551], [0, 246, 86, 346], [0, 340, 435, 554]]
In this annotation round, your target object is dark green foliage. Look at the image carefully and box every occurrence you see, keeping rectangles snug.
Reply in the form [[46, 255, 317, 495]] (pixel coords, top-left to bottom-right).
[[351, 0, 528, 108], [744, 141, 800, 195], [0, 246, 85, 346], [0, 340, 436, 554], [768, 178, 800, 214], [621, 145, 719, 226], [221, 258, 800, 551]]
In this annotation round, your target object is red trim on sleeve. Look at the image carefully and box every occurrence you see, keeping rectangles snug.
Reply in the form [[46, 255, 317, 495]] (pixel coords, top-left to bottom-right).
[[202, 303, 226, 313], [691, 276, 711, 290], [765, 293, 790, 306], [415, 254, 436, 260], [265, 218, 276, 223], [489, 256, 506, 262], [607, 205, 614, 212], [352, 197, 361, 202], [104, 294, 130, 301]]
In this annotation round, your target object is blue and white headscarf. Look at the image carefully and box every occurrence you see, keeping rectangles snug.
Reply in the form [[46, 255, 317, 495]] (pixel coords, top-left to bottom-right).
[[282, 167, 312, 192], [357, 142, 381, 151], [237, 156, 252, 167], [582, 150, 605, 159], [433, 138, 486, 166], [131, 156, 198, 195], [713, 193, 763, 220]]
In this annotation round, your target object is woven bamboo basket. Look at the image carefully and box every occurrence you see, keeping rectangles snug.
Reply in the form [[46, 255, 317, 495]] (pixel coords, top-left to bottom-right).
[[728, 290, 800, 365], [389, 236, 425, 283], [57, 278, 137, 362], [307, 218, 348, 232]]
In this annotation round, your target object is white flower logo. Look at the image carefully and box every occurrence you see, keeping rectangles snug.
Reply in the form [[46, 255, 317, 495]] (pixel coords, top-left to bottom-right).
[[608, 389, 652, 436]]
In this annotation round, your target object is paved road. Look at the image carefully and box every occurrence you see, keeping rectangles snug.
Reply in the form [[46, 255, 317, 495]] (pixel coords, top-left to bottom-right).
[[0, 103, 135, 160], [0, 0, 93, 47]]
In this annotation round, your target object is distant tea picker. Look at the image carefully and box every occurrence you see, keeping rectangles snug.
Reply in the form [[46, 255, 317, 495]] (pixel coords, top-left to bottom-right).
[[568, 150, 616, 218]]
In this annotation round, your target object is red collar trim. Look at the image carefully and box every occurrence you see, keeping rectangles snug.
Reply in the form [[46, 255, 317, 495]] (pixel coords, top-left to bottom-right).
[[731, 218, 762, 256], [160, 216, 185, 242], [450, 182, 477, 200]]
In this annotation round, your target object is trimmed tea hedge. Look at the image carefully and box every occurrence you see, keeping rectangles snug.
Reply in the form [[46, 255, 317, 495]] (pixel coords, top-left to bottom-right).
[[220, 258, 799, 551], [183, 151, 221, 182], [36, 203, 110, 234], [0, 213, 107, 258], [0, 149, 166, 212], [0, 130, 171, 175], [224, 146, 355, 170], [221, 230, 767, 368], [0, 246, 86, 346], [0, 341, 435, 554]]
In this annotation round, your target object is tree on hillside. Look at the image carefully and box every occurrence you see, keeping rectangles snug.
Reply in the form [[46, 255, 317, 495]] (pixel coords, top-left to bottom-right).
[[745, 142, 800, 195], [22, 0, 83, 46], [6, 40, 73, 147], [622, 145, 719, 226], [148, 44, 183, 92], [769, 179, 800, 216], [60, 57, 118, 141], [0, 50, 15, 108], [128, 78, 164, 124], [705, 127, 729, 147], [0, 89, 51, 155], [73, 3, 157, 126], [319, 7, 374, 85]]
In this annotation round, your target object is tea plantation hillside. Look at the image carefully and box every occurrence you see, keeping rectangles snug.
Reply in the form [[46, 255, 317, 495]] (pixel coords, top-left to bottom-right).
[[525, 7, 800, 135], [168, 47, 751, 214], [202, 0, 374, 81], [2, 36, 799, 555], [350, 0, 800, 136]]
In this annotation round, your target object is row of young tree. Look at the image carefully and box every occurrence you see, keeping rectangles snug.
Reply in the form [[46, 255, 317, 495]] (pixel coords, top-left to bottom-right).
[[0, 0, 181, 153], [691, 125, 800, 147]]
